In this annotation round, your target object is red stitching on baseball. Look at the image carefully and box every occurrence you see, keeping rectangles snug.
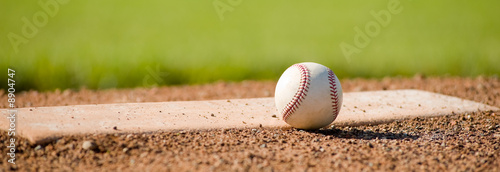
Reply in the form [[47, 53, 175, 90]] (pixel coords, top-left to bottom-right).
[[282, 64, 310, 122], [328, 69, 340, 120]]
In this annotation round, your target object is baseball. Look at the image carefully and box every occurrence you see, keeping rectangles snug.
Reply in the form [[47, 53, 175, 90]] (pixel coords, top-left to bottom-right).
[[275, 62, 343, 129]]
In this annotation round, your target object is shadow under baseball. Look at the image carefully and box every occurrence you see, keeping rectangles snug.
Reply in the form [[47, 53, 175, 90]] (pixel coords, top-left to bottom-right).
[[306, 128, 420, 140]]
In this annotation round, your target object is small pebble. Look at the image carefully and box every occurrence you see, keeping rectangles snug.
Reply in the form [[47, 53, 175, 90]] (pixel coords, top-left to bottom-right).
[[34, 145, 43, 151], [64, 143, 74, 150], [367, 143, 374, 148], [82, 140, 98, 150]]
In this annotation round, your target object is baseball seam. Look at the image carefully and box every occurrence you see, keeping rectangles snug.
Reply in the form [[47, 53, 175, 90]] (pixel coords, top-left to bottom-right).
[[282, 64, 310, 122], [328, 69, 341, 120]]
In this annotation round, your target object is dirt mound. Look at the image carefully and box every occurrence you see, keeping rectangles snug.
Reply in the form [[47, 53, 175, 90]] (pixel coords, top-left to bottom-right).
[[1, 76, 499, 171]]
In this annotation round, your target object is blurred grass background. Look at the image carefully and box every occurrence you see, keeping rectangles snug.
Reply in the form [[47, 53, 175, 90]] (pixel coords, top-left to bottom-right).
[[1, 0, 499, 91]]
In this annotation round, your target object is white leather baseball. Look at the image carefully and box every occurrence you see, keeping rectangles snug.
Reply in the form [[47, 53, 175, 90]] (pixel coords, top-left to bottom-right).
[[275, 62, 343, 129]]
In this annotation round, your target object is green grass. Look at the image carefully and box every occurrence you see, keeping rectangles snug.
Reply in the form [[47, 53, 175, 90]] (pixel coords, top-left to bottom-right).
[[1, 0, 499, 91]]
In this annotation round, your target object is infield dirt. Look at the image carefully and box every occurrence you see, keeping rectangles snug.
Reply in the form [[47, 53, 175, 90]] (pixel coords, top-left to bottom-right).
[[1, 76, 499, 171]]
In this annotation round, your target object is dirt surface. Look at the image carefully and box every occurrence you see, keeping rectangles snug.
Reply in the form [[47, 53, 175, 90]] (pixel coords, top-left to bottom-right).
[[1, 76, 499, 171]]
